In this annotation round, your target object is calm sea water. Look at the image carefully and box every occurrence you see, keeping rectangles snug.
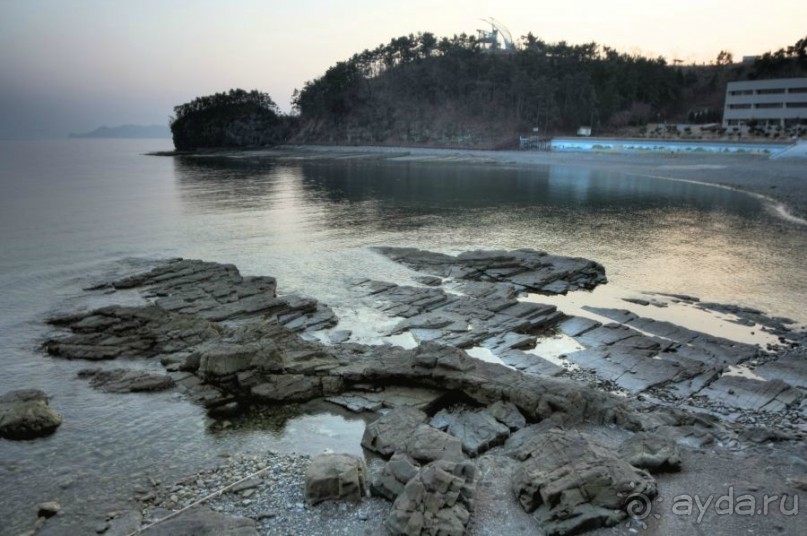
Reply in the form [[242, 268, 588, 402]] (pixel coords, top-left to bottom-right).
[[1, 139, 806, 533]]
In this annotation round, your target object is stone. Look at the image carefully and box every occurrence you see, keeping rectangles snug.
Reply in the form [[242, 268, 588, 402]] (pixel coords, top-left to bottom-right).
[[144, 507, 257, 536], [754, 351, 807, 389], [414, 276, 443, 286], [37, 501, 62, 518], [328, 330, 352, 344], [0, 389, 62, 439], [699, 376, 801, 412], [46, 305, 220, 361], [196, 340, 283, 378], [375, 247, 607, 296], [585, 307, 758, 367], [617, 432, 682, 472], [564, 345, 708, 393], [485, 401, 527, 431], [327, 394, 384, 413], [361, 408, 428, 457], [511, 429, 656, 536], [386, 459, 478, 536], [304, 453, 367, 505], [430, 409, 510, 456], [557, 316, 601, 337], [105, 510, 143, 536], [328, 386, 444, 413], [404, 424, 466, 463], [498, 350, 564, 377], [502, 421, 566, 461], [372, 453, 421, 501], [77, 368, 175, 393], [251, 375, 323, 401]]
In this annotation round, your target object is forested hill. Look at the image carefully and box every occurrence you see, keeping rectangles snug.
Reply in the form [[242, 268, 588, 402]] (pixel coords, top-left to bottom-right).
[[291, 33, 807, 147]]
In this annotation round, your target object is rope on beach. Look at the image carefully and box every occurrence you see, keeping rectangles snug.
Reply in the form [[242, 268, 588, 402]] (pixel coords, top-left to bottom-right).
[[125, 463, 275, 535]]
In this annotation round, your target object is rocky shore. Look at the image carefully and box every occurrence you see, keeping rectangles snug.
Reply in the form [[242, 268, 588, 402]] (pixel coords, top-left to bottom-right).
[[27, 250, 807, 535]]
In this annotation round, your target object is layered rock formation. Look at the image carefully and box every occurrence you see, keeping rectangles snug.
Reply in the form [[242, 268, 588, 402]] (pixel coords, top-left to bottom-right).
[[39, 251, 807, 535]]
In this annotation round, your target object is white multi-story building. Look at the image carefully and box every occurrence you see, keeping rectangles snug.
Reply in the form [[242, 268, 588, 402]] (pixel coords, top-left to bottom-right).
[[723, 78, 807, 127]]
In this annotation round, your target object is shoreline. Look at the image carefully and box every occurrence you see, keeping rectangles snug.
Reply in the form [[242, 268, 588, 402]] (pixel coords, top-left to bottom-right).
[[152, 144, 807, 226], [26, 253, 807, 536]]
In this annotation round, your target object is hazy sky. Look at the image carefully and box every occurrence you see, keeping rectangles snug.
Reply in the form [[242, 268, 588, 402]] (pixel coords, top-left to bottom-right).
[[1, 0, 805, 138]]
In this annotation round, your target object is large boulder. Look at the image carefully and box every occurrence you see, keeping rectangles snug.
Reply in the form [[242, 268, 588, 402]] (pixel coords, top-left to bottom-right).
[[304, 453, 367, 505], [511, 429, 657, 536], [386, 459, 478, 536], [403, 424, 465, 463], [372, 453, 421, 501], [196, 340, 283, 378], [362, 408, 428, 457], [0, 389, 62, 439]]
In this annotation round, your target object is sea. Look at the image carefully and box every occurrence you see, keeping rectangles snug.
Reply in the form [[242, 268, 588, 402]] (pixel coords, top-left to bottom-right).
[[1, 139, 806, 533]]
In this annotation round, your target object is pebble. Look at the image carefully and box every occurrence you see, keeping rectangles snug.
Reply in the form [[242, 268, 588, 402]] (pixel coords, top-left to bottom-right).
[[37, 501, 61, 518], [140, 452, 390, 536]]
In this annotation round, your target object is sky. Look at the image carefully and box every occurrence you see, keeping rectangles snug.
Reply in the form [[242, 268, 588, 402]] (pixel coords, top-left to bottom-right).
[[1, 0, 805, 139]]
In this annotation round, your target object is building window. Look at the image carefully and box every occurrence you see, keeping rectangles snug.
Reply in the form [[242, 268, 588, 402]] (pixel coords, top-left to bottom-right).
[[755, 102, 783, 108], [786, 102, 807, 108], [728, 104, 752, 109], [756, 88, 786, 95], [729, 89, 754, 96], [787, 87, 807, 94]]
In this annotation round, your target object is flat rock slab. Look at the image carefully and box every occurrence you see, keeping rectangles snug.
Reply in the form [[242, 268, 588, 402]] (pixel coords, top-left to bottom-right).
[[375, 247, 607, 295], [0, 389, 62, 439], [327, 386, 445, 413], [557, 316, 601, 337], [102, 259, 336, 331], [431, 408, 511, 456], [583, 307, 758, 366], [46, 305, 222, 360], [499, 350, 564, 377], [754, 351, 807, 389], [564, 345, 708, 392], [356, 277, 565, 356], [698, 375, 801, 412], [77, 368, 175, 393]]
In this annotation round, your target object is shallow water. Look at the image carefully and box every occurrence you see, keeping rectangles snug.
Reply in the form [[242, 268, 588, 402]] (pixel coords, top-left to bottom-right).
[[1, 140, 806, 533]]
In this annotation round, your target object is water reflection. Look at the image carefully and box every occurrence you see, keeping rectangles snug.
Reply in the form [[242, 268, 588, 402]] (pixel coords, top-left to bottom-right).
[[170, 155, 806, 327], [172, 156, 764, 238], [172, 157, 283, 212]]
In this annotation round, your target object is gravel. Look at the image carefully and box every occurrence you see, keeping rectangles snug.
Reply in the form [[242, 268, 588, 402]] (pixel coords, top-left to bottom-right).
[[140, 451, 391, 535]]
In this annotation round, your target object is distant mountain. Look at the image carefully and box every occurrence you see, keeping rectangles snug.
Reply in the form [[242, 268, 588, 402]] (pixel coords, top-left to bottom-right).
[[69, 124, 171, 139]]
